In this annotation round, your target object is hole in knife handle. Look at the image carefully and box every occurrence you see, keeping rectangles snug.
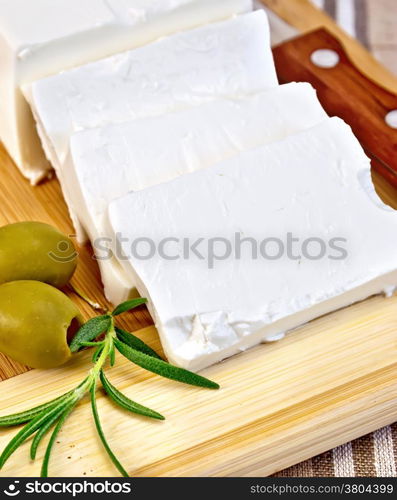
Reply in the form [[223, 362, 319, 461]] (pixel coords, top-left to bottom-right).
[[310, 49, 340, 68], [385, 110, 397, 129]]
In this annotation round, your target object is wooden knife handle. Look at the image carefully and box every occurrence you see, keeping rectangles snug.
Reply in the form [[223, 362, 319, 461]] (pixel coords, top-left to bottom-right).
[[273, 29, 397, 188]]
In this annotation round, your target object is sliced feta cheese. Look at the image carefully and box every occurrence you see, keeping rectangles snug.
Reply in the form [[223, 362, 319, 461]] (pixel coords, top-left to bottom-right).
[[106, 117, 397, 371], [0, 0, 252, 183], [65, 83, 327, 303], [24, 9, 272, 173]]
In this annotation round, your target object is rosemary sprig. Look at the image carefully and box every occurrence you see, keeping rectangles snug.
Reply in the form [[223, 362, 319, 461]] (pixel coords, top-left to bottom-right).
[[90, 381, 129, 478], [0, 398, 76, 468], [112, 298, 147, 317], [115, 326, 163, 360], [100, 370, 165, 420], [0, 391, 75, 428], [114, 339, 219, 390], [69, 315, 111, 353], [0, 297, 219, 477], [30, 403, 74, 460], [41, 402, 77, 478]]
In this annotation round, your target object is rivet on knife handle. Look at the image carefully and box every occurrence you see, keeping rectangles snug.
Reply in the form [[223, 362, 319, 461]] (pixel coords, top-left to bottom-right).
[[273, 28, 397, 188]]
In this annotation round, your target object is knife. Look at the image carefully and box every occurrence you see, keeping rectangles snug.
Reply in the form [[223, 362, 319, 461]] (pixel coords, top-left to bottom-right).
[[271, 28, 397, 189]]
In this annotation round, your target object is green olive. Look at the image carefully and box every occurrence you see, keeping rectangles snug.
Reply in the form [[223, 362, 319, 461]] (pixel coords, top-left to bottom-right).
[[0, 281, 83, 369], [0, 221, 78, 288]]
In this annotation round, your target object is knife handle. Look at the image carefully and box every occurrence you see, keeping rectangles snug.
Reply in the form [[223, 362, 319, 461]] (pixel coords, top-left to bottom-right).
[[273, 29, 397, 188]]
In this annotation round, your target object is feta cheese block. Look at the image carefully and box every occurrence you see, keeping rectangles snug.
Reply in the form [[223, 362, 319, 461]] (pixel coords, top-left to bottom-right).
[[25, 10, 275, 241], [106, 117, 397, 371], [0, 0, 252, 183], [64, 83, 327, 303], [24, 9, 272, 175]]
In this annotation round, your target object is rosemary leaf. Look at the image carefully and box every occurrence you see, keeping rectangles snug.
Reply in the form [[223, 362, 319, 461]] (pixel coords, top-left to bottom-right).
[[30, 404, 70, 460], [0, 399, 72, 469], [100, 371, 165, 421], [115, 327, 162, 360], [41, 403, 76, 478], [69, 315, 111, 353], [109, 342, 116, 367], [114, 339, 219, 390], [112, 298, 147, 317], [0, 391, 75, 428], [80, 341, 105, 348], [90, 381, 129, 477], [92, 345, 104, 364]]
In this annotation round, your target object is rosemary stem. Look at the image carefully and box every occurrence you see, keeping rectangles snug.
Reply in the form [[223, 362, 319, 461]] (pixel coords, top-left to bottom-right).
[[83, 318, 116, 393]]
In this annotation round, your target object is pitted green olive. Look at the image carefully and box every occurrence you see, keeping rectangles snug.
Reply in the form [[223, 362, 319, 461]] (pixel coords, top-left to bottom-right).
[[0, 281, 83, 369], [0, 221, 77, 288]]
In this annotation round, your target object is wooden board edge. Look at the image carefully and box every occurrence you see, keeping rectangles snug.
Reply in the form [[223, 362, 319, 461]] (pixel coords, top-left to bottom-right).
[[259, 0, 397, 93]]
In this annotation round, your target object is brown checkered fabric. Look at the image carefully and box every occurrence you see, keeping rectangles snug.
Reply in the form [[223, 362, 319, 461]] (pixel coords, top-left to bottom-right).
[[273, 425, 397, 477]]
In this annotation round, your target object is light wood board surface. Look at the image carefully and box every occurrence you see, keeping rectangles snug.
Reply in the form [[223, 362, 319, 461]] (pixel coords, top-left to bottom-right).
[[1, 296, 397, 477], [1, 0, 397, 477]]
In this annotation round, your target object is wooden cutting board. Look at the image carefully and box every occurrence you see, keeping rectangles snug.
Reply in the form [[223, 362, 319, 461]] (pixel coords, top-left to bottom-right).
[[1, 2, 397, 477]]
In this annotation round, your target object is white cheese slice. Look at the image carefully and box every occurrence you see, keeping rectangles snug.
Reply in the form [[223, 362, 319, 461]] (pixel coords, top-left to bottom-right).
[[106, 117, 397, 371], [24, 9, 271, 174], [0, 0, 252, 183], [25, 10, 275, 240], [64, 83, 327, 303]]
